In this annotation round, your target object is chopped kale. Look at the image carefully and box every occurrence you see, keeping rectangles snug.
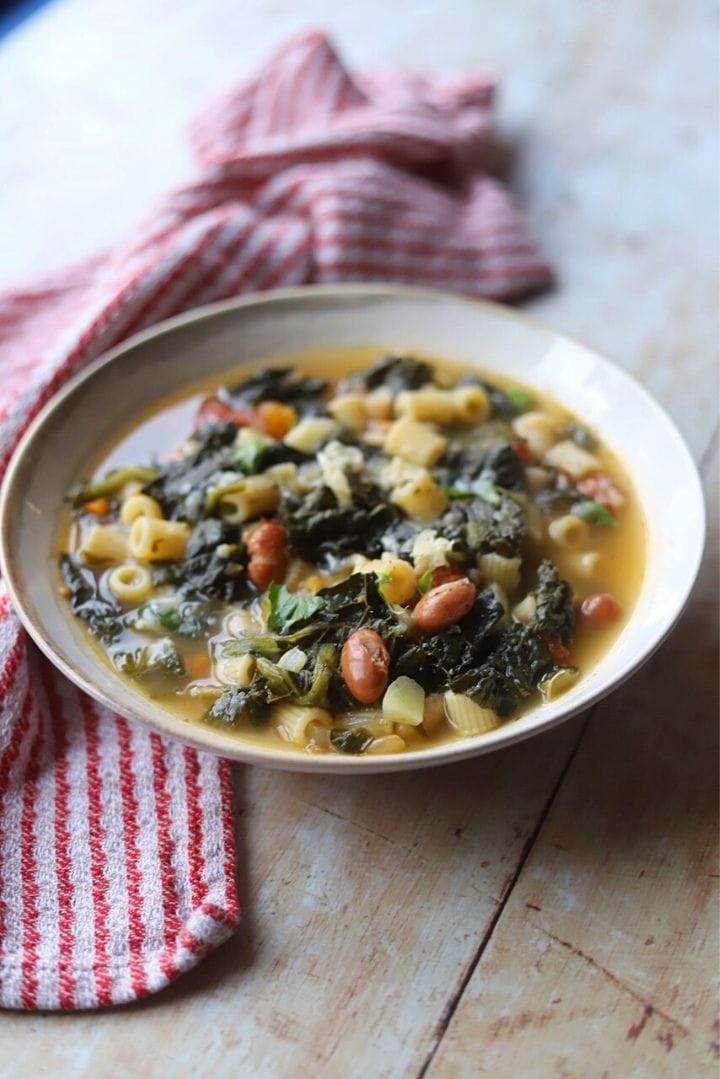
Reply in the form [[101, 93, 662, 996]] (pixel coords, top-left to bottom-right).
[[59, 554, 123, 643], [349, 355, 433, 394], [142, 423, 239, 521], [439, 441, 525, 493], [154, 518, 248, 603], [111, 637, 185, 682], [131, 598, 213, 637], [534, 560, 575, 645], [330, 728, 373, 754], [206, 684, 271, 727], [451, 623, 550, 716], [226, 367, 328, 409], [440, 491, 526, 558], [533, 470, 582, 515], [279, 482, 401, 562]]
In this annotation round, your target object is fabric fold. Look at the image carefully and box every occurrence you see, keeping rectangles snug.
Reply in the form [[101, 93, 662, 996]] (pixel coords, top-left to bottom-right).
[[0, 28, 551, 1010]]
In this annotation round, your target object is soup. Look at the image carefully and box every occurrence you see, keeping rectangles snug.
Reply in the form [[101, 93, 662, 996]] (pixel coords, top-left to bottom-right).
[[58, 349, 645, 756]]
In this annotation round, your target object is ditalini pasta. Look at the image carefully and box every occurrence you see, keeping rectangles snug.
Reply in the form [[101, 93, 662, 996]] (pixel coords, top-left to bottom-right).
[[58, 351, 645, 756]]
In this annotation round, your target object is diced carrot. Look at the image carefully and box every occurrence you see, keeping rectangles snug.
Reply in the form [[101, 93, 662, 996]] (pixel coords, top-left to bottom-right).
[[185, 652, 211, 680], [84, 498, 110, 516], [511, 438, 534, 465], [257, 400, 298, 439], [579, 592, 622, 627]]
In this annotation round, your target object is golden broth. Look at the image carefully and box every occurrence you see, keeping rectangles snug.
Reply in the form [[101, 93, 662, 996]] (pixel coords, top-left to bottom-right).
[[59, 348, 646, 753]]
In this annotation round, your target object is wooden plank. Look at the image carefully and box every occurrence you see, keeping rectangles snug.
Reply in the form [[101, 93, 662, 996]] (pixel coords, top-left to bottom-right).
[[427, 439, 719, 1077], [3, 720, 584, 1078]]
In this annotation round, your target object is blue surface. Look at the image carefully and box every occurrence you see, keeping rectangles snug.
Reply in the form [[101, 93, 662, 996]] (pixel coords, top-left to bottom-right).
[[0, 0, 54, 41]]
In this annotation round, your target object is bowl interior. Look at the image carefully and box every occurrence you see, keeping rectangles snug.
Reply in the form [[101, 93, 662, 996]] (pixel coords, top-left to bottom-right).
[[0, 285, 705, 772]]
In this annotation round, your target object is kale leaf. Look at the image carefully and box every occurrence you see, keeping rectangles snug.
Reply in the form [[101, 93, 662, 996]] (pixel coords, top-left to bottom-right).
[[534, 560, 575, 644], [226, 367, 327, 409], [349, 355, 433, 394], [279, 482, 400, 562], [111, 637, 185, 682], [152, 518, 248, 603], [440, 492, 526, 558], [142, 423, 239, 521], [59, 554, 123, 643], [330, 728, 373, 754], [206, 684, 271, 727], [451, 623, 550, 716], [439, 441, 525, 493]]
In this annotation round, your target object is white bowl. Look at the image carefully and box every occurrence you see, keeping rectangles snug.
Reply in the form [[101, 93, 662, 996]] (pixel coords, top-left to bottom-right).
[[0, 285, 705, 772]]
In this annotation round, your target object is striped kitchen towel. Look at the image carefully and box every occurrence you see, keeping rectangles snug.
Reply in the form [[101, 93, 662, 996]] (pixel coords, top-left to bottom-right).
[[0, 29, 552, 1010]]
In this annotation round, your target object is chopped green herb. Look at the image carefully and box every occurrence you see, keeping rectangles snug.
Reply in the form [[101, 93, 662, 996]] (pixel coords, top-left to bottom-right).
[[571, 500, 617, 528], [233, 437, 266, 475], [266, 583, 328, 632], [507, 388, 534, 410], [375, 572, 392, 587], [418, 570, 433, 594], [443, 487, 476, 500]]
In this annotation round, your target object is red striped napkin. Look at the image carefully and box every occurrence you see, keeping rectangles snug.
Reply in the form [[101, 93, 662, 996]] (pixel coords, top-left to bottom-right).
[[0, 29, 552, 1009]]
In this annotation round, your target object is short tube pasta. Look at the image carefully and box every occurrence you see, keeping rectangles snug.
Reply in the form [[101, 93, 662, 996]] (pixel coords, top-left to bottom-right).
[[107, 563, 153, 604], [548, 514, 590, 548], [271, 703, 332, 746], [478, 552, 521, 591], [129, 517, 190, 561], [120, 493, 164, 526]]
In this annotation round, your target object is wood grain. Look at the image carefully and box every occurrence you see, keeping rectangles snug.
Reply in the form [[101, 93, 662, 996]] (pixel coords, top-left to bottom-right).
[[427, 445, 719, 1077]]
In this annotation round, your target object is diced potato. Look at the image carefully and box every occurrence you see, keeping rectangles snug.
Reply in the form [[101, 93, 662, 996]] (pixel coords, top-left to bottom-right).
[[391, 473, 448, 521], [362, 555, 417, 606], [543, 440, 601, 479], [283, 417, 338, 454], [81, 524, 129, 562], [327, 393, 368, 430], [364, 391, 393, 420], [384, 417, 447, 468], [383, 676, 425, 726]]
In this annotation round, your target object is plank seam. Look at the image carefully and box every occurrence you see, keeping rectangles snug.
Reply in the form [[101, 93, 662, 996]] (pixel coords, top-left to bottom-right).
[[416, 711, 594, 1079]]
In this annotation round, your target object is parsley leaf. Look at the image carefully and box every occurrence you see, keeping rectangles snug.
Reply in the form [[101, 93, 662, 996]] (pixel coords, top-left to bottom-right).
[[266, 583, 328, 632], [233, 437, 266, 475]]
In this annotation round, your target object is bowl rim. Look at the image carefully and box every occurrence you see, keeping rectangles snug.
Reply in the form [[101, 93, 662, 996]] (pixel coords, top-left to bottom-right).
[[0, 283, 707, 773]]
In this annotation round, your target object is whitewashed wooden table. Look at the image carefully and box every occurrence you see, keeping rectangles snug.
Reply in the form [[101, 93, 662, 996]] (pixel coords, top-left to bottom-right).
[[0, 1, 717, 1075]]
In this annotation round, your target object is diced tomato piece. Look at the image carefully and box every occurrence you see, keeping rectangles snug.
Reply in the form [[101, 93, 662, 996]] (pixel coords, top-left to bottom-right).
[[511, 438, 534, 465], [195, 396, 258, 430], [579, 592, 622, 627], [577, 473, 624, 511], [546, 638, 572, 665]]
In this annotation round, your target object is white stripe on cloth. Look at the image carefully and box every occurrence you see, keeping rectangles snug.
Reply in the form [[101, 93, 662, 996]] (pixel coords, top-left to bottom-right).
[[0, 28, 552, 1010]]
